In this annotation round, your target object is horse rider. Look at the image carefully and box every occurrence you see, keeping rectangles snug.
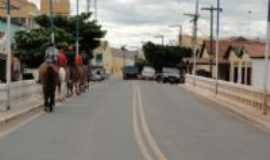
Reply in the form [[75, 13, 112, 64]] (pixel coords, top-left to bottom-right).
[[75, 53, 83, 66], [39, 43, 59, 111], [57, 48, 68, 101], [45, 43, 59, 66]]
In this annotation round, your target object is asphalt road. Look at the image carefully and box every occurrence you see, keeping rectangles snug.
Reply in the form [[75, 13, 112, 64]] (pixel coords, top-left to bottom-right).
[[0, 80, 270, 160]]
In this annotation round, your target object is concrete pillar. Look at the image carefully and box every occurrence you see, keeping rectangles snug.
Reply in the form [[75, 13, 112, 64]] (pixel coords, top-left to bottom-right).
[[244, 62, 249, 85], [230, 62, 234, 82], [238, 61, 243, 84]]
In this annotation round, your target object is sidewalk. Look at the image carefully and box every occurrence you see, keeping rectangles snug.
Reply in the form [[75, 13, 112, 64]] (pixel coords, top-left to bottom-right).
[[0, 100, 42, 127], [182, 84, 270, 131], [0, 82, 96, 129]]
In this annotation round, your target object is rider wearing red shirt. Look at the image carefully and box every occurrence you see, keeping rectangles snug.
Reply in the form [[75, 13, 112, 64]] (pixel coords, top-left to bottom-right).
[[58, 49, 68, 67], [75, 53, 83, 66]]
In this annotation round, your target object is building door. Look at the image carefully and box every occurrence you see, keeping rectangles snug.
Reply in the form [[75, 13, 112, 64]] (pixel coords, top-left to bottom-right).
[[234, 67, 238, 83]]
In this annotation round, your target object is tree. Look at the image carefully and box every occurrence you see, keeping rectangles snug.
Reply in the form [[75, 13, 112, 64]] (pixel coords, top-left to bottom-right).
[[143, 42, 192, 72], [14, 12, 106, 68], [34, 12, 106, 53]]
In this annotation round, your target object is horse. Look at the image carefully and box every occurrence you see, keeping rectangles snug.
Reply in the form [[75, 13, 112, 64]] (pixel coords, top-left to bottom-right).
[[66, 65, 76, 97], [39, 63, 59, 112], [65, 64, 83, 96], [59, 66, 67, 101]]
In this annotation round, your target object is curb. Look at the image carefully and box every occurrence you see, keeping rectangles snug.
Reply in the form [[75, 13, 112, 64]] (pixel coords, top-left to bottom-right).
[[0, 104, 43, 127], [181, 85, 270, 131]]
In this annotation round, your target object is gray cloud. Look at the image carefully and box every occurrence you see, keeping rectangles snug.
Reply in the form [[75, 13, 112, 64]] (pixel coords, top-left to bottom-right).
[[30, 0, 269, 47]]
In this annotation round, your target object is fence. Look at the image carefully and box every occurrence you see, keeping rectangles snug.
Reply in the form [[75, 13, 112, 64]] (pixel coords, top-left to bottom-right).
[[0, 80, 43, 111], [185, 74, 270, 114]]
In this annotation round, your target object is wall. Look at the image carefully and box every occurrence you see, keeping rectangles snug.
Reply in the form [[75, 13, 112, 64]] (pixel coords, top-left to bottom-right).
[[0, 80, 42, 111], [40, 0, 70, 16], [185, 74, 270, 115], [251, 59, 270, 90]]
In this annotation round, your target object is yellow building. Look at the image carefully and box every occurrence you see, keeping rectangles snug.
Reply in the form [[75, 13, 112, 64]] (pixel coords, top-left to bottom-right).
[[0, 0, 38, 18], [93, 42, 138, 78], [93, 41, 113, 74], [111, 48, 137, 78], [41, 0, 70, 16], [0, 0, 39, 27]]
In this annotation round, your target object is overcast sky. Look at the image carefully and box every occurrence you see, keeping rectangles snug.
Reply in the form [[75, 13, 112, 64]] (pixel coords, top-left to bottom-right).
[[31, 0, 269, 48]]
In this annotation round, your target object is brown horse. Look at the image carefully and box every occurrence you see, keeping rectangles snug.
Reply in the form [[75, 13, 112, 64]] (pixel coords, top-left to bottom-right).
[[66, 64, 89, 96], [39, 63, 59, 112]]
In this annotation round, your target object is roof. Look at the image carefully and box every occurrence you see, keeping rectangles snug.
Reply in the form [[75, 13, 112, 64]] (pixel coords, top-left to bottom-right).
[[200, 37, 267, 61], [197, 40, 232, 64], [111, 48, 138, 60]]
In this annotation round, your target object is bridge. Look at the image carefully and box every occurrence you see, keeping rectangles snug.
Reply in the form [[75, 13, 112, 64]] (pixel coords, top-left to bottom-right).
[[0, 78, 270, 160]]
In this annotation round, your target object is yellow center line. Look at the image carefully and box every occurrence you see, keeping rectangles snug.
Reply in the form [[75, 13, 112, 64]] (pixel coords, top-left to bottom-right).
[[132, 82, 168, 160]]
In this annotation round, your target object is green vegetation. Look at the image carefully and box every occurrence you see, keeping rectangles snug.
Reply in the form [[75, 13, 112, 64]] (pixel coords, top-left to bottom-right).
[[142, 42, 192, 72], [14, 12, 106, 68]]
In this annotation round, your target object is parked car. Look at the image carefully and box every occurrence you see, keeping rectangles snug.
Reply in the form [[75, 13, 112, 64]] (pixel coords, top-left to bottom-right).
[[122, 66, 139, 80], [161, 68, 181, 84], [141, 66, 156, 80], [90, 66, 106, 82]]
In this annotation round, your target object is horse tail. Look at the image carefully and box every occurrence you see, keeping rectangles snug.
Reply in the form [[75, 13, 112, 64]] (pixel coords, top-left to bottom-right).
[[47, 66, 55, 88]]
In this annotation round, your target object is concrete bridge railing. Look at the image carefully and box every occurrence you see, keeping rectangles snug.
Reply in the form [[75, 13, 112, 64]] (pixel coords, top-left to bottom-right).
[[185, 74, 270, 114], [0, 80, 43, 111]]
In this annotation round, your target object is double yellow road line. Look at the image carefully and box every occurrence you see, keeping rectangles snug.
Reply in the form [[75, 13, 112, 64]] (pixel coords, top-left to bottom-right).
[[132, 83, 168, 160]]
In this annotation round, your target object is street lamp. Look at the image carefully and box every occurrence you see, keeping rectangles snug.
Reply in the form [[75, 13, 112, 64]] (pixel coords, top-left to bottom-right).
[[5, 0, 11, 111], [86, 0, 91, 13], [184, 0, 200, 86], [94, 0, 98, 20], [215, 0, 222, 95], [263, 0, 270, 115], [76, 0, 80, 55], [49, 0, 55, 44], [154, 35, 165, 46], [247, 10, 252, 36], [169, 25, 183, 46]]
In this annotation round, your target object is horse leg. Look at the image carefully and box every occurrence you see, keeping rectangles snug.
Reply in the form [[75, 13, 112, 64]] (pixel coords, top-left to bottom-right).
[[49, 87, 56, 112]]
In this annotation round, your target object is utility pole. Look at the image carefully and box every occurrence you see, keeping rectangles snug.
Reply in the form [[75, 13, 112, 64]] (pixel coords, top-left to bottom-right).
[[202, 5, 222, 78], [215, 0, 222, 95], [94, 0, 97, 20], [121, 46, 127, 67], [5, 0, 11, 111], [263, 0, 270, 115], [49, 0, 55, 44], [76, 0, 80, 55], [184, 0, 200, 86]]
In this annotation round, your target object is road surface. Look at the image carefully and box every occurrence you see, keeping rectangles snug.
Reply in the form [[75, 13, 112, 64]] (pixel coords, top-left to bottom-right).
[[0, 80, 270, 160]]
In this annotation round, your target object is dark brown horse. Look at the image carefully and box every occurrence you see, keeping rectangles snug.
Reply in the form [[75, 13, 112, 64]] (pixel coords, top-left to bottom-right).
[[39, 63, 59, 112]]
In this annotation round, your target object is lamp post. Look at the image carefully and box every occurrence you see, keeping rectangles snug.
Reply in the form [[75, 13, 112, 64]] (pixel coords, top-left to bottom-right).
[[263, 0, 270, 115], [184, 0, 200, 86], [247, 10, 252, 36], [49, 0, 55, 44], [5, 0, 11, 111], [169, 25, 183, 46], [76, 0, 80, 55], [86, 0, 91, 13], [154, 35, 165, 46], [94, 0, 98, 20], [215, 0, 222, 95]]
